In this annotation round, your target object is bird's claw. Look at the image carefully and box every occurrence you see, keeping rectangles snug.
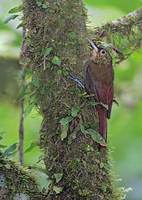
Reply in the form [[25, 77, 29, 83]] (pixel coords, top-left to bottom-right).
[[85, 94, 96, 98], [89, 100, 108, 110], [99, 102, 108, 110]]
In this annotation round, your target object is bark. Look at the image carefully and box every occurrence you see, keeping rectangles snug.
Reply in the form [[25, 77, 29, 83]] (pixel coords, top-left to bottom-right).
[[0, 153, 43, 200], [22, 1, 122, 200]]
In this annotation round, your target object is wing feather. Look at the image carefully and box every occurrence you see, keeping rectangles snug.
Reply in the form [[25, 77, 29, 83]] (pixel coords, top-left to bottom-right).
[[85, 62, 113, 118]]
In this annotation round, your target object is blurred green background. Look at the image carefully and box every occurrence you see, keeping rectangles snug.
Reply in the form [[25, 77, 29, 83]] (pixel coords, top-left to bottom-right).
[[0, 0, 142, 199]]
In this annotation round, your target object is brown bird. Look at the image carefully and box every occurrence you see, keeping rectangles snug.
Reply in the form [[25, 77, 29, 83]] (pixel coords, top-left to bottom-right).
[[85, 39, 114, 143]]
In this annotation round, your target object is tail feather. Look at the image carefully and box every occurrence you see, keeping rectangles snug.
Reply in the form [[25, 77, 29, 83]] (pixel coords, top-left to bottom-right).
[[97, 108, 107, 142]]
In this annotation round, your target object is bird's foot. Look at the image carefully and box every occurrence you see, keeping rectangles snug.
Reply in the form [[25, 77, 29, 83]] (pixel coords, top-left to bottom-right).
[[100, 143, 107, 148], [89, 100, 108, 110], [99, 102, 108, 110], [84, 94, 96, 98]]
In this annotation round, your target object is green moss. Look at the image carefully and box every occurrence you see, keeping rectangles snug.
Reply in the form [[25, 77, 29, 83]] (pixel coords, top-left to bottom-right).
[[0, 154, 42, 199], [92, 9, 142, 64], [68, 158, 81, 171]]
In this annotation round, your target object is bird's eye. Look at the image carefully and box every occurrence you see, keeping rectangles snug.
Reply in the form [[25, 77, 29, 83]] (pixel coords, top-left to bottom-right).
[[100, 49, 106, 55]]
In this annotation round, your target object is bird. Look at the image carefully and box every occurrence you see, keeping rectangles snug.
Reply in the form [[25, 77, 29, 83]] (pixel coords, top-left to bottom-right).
[[85, 39, 114, 143]]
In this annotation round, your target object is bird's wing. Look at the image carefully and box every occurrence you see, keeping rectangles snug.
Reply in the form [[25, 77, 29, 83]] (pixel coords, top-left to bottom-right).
[[85, 62, 113, 118], [94, 81, 113, 119]]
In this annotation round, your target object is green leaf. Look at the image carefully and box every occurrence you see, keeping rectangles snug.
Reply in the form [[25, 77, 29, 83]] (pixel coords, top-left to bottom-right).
[[52, 56, 61, 66], [8, 5, 23, 14], [32, 79, 40, 87], [42, 4, 48, 9], [80, 124, 86, 134], [80, 126, 106, 146], [43, 47, 52, 56], [60, 124, 68, 141], [3, 143, 17, 157], [86, 129, 106, 146], [4, 15, 19, 24], [25, 142, 38, 153], [53, 186, 63, 194], [54, 173, 63, 183], [71, 106, 80, 117], [60, 116, 73, 126], [16, 22, 23, 29], [36, 1, 42, 7], [60, 117, 73, 140]]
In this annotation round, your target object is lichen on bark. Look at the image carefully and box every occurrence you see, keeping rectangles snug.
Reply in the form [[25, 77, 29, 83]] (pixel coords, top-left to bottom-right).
[[22, 1, 124, 199], [92, 7, 142, 64], [0, 153, 42, 200]]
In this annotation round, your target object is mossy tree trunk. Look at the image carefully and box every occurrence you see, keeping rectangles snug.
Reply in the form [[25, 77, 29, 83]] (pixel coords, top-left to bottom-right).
[[22, 1, 122, 199], [0, 153, 42, 200]]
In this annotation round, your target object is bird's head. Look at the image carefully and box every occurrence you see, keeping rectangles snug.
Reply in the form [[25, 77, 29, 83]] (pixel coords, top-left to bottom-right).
[[87, 38, 112, 65]]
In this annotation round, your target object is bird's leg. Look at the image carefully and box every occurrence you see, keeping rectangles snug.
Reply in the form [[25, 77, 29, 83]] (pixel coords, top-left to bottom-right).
[[98, 102, 108, 110], [84, 96, 108, 110], [84, 94, 96, 98]]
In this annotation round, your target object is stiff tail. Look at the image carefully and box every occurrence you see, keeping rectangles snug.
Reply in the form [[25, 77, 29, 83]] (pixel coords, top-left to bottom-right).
[[97, 108, 107, 142]]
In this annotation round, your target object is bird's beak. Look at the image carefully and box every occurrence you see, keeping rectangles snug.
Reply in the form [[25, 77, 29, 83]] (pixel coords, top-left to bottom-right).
[[87, 38, 98, 53]]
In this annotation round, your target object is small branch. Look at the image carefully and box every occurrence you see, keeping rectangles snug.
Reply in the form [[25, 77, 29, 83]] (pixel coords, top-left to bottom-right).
[[18, 29, 26, 166], [92, 7, 142, 63], [18, 68, 25, 166]]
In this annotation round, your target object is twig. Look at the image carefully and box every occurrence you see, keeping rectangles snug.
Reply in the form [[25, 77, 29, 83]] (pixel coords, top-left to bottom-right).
[[18, 68, 25, 166], [18, 29, 26, 166]]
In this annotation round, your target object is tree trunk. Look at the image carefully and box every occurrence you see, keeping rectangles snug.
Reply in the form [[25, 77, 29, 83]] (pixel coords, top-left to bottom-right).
[[22, 1, 122, 199]]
